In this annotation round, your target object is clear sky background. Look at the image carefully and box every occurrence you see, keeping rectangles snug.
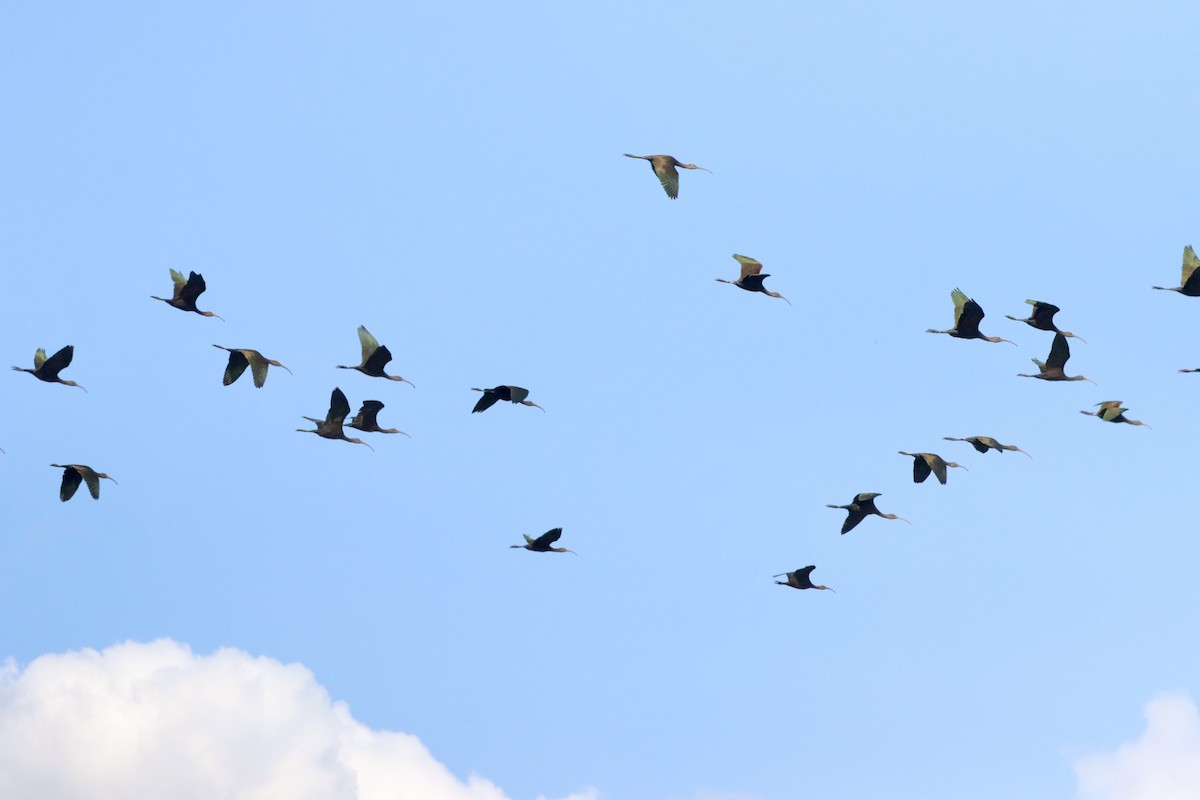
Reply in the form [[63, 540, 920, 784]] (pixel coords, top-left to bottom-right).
[[3, 2, 1200, 799]]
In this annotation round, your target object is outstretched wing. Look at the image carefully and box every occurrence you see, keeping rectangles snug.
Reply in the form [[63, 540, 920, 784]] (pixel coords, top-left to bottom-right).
[[33, 348, 47, 369], [505, 386, 530, 403], [83, 470, 102, 499], [952, 289, 984, 333], [59, 467, 82, 501], [929, 456, 948, 485], [733, 254, 764, 280], [1045, 333, 1070, 371], [363, 343, 394, 374], [327, 387, 352, 425], [353, 400, 384, 428], [248, 353, 270, 388], [1182, 245, 1199, 283], [223, 350, 250, 385], [530, 528, 564, 548], [472, 390, 500, 413], [841, 509, 866, 534], [1027, 300, 1061, 328], [912, 455, 932, 484], [969, 438, 990, 454], [41, 345, 74, 379], [169, 269, 188, 300], [178, 272, 207, 304], [357, 326, 381, 365], [740, 274, 768, 291], [1100, 405, 1128, 422], [652, 158, 680, 199]]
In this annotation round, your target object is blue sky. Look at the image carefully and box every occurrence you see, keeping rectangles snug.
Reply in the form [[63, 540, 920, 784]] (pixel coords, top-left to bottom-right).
[[3, 2, 1200, 798]]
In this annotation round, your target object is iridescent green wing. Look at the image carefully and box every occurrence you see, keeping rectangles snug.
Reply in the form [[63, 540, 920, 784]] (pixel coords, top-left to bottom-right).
[[223, 350, 249, 385]]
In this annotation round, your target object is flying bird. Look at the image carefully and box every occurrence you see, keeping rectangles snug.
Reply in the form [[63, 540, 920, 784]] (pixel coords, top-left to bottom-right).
[[1152, 245, 1200, 296], [151, 270, 224, 320], [511, 527, 575, 554], [1017, 333, 1095, 383], [12, 345, 86, 391], [297, 387, 374, 449], [346, 400, 410, 437], [1005, 300, 1086, 342], [898, 451, 968, 485], [715, 254, 790, 304], [943, 436, 1032, 458], [927, 288, 1015, 344], [337, 326, 414, 385], [212, 346, 291, 388], [50, 464, 116, 501], [1080, 401, 1151, 428], [623, 153, 710, 199], [826, 493, 910, 535], [471, 385, 544, 413], [774, 565, 835, 592]]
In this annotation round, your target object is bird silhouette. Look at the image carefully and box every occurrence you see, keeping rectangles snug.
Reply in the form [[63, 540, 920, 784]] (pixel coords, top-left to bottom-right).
[[151, 270, 224, 320], [511, 527, 575, 554], [715, 254, 790, 305], [927, 288, 1015, 344], [623, 153, 710, 199], [346, 400, 410, 437], [1152, 245, 1200, 296], [337, 326, 414, 385], [50, 464, 116, 501], [13, 345, 86, 391], [297, 387, 374, 449], [943, 436, 1032, 458], [1080, 401, 1151, 428], [212, 346, 291, 388], [1017, 333, 1095, 383], [898, 451, 967, 485], [826, 493, 910, 534], [1005, 300, 1086, 342], [774, 565, 835, 592], [471, 385, 544, 413]]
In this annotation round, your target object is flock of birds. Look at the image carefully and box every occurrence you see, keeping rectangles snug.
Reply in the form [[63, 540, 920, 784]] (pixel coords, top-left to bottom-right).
[[10, 156, 1200, 586]]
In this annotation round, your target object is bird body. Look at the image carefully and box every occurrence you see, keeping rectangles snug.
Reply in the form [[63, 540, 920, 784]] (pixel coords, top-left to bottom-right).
[[715, 254, 790, 304], [471, 385, 544, 413], [1017, 333, 1094, 383], [337, 326, 414, 385], [927, 288, 1015, 344], [943, 436, 1032, 458], [774, 565, 835, 592], [1152, 246, 1200, 295], [898, 451, 967, 485], [347, 400, 410, 436], [151, 269, 223, 319], [297, 387, 374, 449], [826, 492, 910, 534], [1005, 299, 1086, 342], [511, 527, 575, 554], [13, 345, 86, 391], [51, 464, 116, 501], [623, 153, 710, 199], [212, 345, 291, 388], [1080, 401, 1150, 428]]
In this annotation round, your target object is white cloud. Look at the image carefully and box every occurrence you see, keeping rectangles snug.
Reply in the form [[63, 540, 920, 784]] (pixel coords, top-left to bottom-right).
[[0, 639, 594, 800], [1075, 692, 1200, 800]]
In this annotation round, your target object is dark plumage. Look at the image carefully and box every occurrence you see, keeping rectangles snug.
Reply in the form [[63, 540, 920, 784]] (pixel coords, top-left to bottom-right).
[[511, 527, 575, 554], [297, 387, 374, 449], [1006, 300, 1086, 342], [471, 385, 544, 413], [151, 269, 224, 319], [826, 492, 910, 534], [773, 565, 835, 592], [12, 345, 86, 391], [50, 464, 117, 501]]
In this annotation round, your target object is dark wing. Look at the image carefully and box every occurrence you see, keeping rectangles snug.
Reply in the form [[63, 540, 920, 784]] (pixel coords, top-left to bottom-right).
[[841, 509, 866, 534], [505, 386, 530, 403], [530, 527, 564, 548], [912, 455, 932, 483], [83, 470, 102, 499], [472, 390, 500, 413], [327, 387, 352, 424], [740, 274, 769, 291], [356, 400, 384, 428], [1045, 333, 1070, 371], [1028, 301, 1061, 329], [956, 296, 986, 335], [795, 565, 817, 588], [178, 272, 207, 304], [59, 467, 82, 501], [223, 350, 249, 385], [40, 345, 75, 379], [970, 439, 990, 454], [168, 269, 188, 300], [363, 343, 394, 374], [929, 456, 948, 485], [652, 158, 680, 199]]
